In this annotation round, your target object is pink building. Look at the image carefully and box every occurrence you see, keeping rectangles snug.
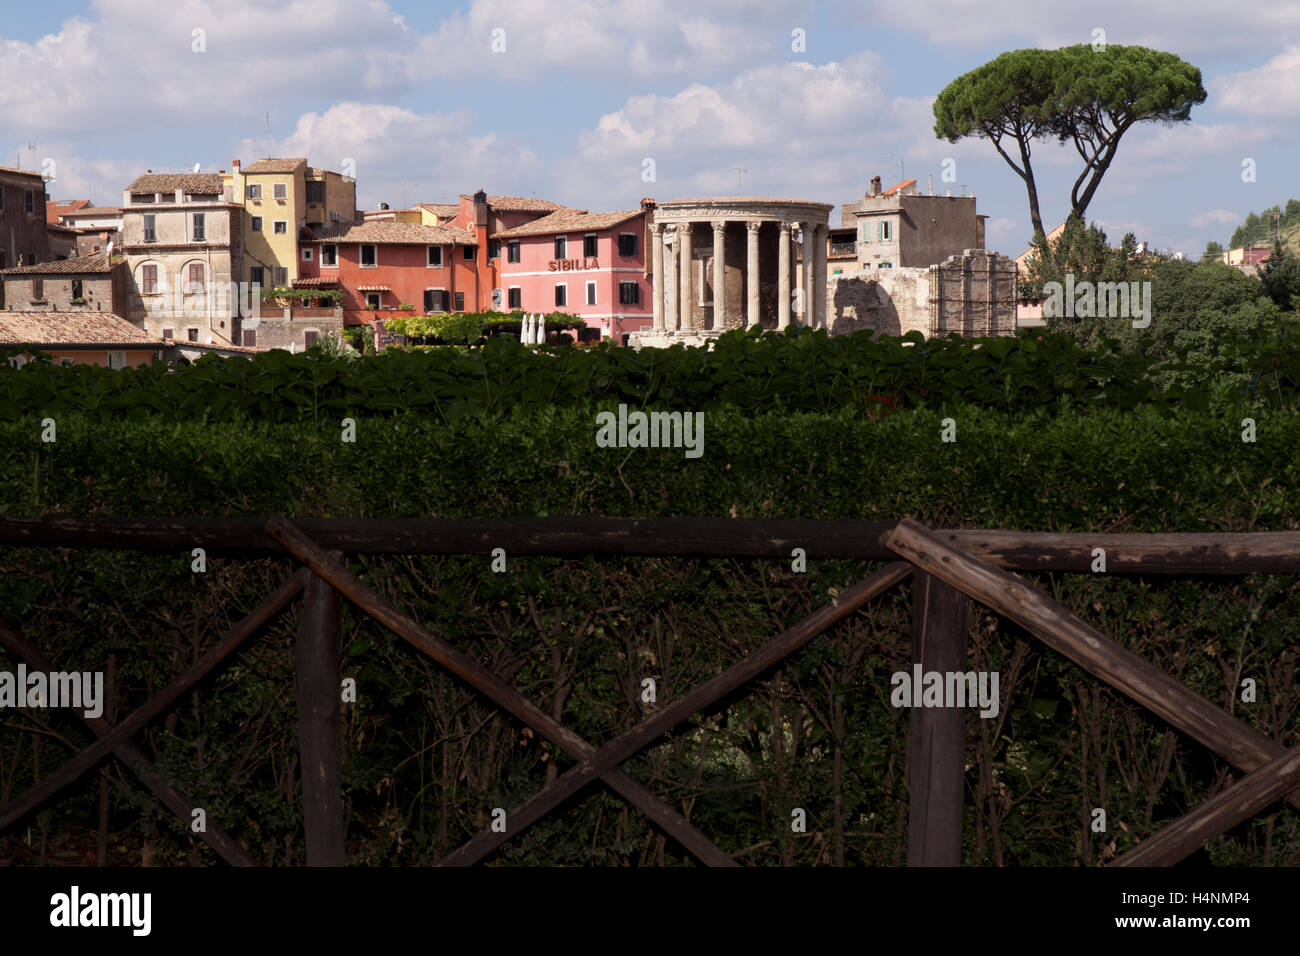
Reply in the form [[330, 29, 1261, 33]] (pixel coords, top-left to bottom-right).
[[492, 201, 655, 340]]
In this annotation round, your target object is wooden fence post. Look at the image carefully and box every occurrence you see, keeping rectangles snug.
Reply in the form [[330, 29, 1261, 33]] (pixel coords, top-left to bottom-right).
[[296, 554, 346, 866], [907, 571, 970, 866]]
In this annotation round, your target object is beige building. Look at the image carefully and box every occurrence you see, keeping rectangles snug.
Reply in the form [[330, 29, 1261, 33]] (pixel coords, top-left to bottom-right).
[[0, 310, 163, 369], [638, 198, 832, 347], [120, 172, 245, 346], [844, 176, 986, 271], [0, 250, 127, 315], [222, 158, 356, 289]]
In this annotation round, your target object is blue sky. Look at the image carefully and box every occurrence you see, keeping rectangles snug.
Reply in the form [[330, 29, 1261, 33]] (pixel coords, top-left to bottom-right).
[[2, 0, 1297, 257]]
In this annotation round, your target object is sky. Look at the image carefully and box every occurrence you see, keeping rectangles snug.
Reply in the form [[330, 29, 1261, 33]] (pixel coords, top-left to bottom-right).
[[2, 0, 1297, 258]]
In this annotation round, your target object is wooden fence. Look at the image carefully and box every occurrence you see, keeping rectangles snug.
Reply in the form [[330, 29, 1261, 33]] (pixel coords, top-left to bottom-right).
[[1, 514, 1297, 867]]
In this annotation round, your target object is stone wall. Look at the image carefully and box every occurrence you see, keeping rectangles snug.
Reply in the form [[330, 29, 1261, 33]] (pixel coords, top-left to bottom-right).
[[237, 307, 344, 350], [826, 267, 931, 337]]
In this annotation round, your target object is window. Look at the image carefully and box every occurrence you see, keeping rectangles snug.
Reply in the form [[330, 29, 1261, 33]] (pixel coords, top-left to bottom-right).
[[273, 183, 288, 200], [879, 220, 893, 242], [162, 328, 174, 340], [861, 224, 871, 243], [492, 288, 503, 310], [131, 193, 155, 204], [619, 281, 640, 305], [321, 244, 337, 267], [249, 265, 265, 287], [360, 245, 377, 267], [141, 264, 158, 295], [488, 239, 501, 259], [507, 241, 520, 263], [463, 244, 476, 261], [24, 252, 35, 266], [555, 284, 567, 307], [272, 220, 287, 235], [584, 234, 598, 258], [272, 267, 287, 287], [0, 250, 5, 270], [586, 281, 597, 305], [833, 268, 843, 275], [32, 279, 44, 300], [192, 213, 205, 241], [107, 351, 126, 370], [69, 279, 83, 301], [507, 287, 521, 309], [24, 190, 35, 215], [143, 214, 156, 242], [427, 246, 443, 268], [301, 248, 313, 261], [424, 289, 443, 312], [878, 262, 893, 269], [186, 263, 205, 293], [306, 181, 324, 204], [304, 330, 319, 349], [454, 292, 465, 312], [246, 184, 262, 200], [555, 237, 567, 259], [366, 293, 381, 309], [250, 216, 263, 232], [242, 329, 257, 347], [187, 328, 198, 342], [618, 233, 637, 257]]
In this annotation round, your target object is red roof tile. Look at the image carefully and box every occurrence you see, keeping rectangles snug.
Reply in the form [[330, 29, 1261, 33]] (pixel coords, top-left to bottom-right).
[[0, 311, 162, 347]]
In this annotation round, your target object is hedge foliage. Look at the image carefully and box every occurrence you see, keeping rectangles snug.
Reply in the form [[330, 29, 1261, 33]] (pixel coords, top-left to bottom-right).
[[2, 402, 1298, 866]]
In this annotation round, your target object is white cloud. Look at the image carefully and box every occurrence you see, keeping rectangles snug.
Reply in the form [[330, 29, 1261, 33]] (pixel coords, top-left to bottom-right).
[[267, 103, 543, 209], [846, 0, 1300, 56], [1212, 46, 1300, 117], [1189, 208, 1241, 228]]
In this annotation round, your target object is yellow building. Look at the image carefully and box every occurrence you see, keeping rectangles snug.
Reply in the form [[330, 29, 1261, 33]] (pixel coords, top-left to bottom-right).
[[222, 158, 356, 288]]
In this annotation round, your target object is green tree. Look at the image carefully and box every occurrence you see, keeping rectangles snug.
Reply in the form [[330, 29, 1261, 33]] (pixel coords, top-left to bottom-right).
[[934, 45, 1206, 239], [1258, 241, 1300, 312], [1202, 241, 1224, 261]]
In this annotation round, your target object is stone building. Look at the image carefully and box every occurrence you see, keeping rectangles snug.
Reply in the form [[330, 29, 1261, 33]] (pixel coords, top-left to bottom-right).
[[844, 176, 986, 271], [636, 197, 832, 346], [119, 172, 244, 346], [0, 166, 52, 270], [0, 251, 128, 315]]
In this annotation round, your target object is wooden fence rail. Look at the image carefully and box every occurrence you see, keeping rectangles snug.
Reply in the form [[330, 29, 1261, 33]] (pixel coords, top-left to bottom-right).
[[1, 513, 1296, 866]]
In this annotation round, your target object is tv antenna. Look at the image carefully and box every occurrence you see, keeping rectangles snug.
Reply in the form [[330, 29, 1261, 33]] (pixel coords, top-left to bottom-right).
[[734, 167, 747, 192]]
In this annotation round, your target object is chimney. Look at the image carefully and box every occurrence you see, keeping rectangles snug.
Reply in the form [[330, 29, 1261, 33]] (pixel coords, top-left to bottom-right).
[[473, 189, 489, 230], [232, 159, 240, 170], [640, 197, 657, 212], [379, 202, 389, 210], [870, 176, 882, 197]]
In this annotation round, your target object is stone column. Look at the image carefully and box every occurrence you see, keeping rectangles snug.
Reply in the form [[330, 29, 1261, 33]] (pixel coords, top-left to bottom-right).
[[663, 228, 677, 331], [802, 222, 815, 328], [711, 220, 726, 331], [650, 222, 664, 330], [679, 221, 694, 331], [778, 221, 791, 330], [746, 221, 761, 328], [813, 222, 827, 330]]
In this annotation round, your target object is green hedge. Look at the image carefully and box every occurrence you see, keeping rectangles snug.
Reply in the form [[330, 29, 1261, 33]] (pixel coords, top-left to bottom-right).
[[1, 405, 1298, 866]]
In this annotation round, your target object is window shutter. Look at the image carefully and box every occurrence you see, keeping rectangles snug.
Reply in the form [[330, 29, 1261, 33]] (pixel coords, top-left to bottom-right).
[[304, 331, 318, 348]]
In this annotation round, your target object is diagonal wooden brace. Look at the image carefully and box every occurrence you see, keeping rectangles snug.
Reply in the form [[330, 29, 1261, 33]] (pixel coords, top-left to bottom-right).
[[1111, 744, 1300, 866], [265, 516, 738, 867], [0, 615, 260, 866], [437, 562, 915, 866], [0, 570, 309, 832], [882, 518, 1300, 813]]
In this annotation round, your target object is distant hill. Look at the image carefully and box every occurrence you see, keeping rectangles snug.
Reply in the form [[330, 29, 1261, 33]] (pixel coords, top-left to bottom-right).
[[1228, 200, 1300, 253]]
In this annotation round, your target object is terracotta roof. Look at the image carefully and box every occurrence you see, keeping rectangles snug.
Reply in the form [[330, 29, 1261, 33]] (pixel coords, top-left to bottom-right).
[[47, 199, 90, 224], [63, 206, 122, 219], [308, 220, 473, 245], [48, 223, 80, 235], [0, 311, 161, 347], [0, 251, 115, 275], [461, 195, 568, 213], [0, 165, 44, 180], [291, 277, 342, 288], [128, 173, 223, 195], [881, 179, 917, 198], [242, 158, 308, 174], [417, 203, 461, 219], [660, 197, 832, 206], [495, 209, 643, 238]]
